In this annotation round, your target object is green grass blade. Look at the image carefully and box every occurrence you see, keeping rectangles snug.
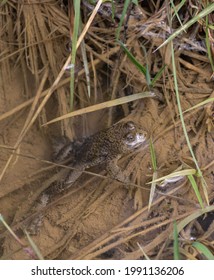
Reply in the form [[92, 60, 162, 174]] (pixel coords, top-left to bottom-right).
[[118, 40, 146, 75], [148, 171, 157, 211], [0, 214, 22, 244], [205, 15, 214, 73], [151, 64, 166, 86], [148, 140, 158, 210], [173, 221, 180, 260], [132, 0, 138, 5], [171, 41, 209, 204], [111, 1, 116, 21], [119, 41, 165, 87], [170, 0, 185, 29], [0, 214, 40, 259], [24, 230, 44, 260], [149, 139, 157, 171], [79, 20, 91, 98], [171, 0, 186, 20], [141, 45, 152, 86], [192, 241, 214, 260], [70, 0, 81, 110], [116, 0, 132, 39], [146, 64, 151, 87], [155, 3, 214, 51], [187, 175, 204, 209], [176, 205, 214, 234], [184, 97, 214, 113], [0, 0, 8, 6]]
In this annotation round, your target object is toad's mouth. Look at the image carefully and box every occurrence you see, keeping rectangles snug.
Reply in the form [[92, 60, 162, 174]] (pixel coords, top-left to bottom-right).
[[126, 132, 148, 148]]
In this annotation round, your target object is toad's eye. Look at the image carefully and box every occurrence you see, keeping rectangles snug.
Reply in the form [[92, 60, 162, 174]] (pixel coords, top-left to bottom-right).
[[124, 121, 136, 131], [125, 133, 135, 142]]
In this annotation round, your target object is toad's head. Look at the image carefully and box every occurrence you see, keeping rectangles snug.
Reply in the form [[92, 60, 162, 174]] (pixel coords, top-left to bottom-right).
[[120, 121, 147, 152]]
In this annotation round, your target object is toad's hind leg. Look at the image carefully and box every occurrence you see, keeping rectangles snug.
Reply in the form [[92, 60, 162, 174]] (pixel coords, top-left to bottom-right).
[[44, 168, 84, 197], [25, 169, 84, 234]]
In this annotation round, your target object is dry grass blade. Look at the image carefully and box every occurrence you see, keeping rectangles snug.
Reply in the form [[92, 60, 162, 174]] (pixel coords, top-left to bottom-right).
[[148, 171, 157, 211], [69, 185, 186, 260], [148, 169, 196, 184], [155, 3, 214, 51], [176, 205, 214, 234], [0, 214, 37, 260], [43, 92, 155, 126], [0, 68, 49, 182], [77, 0, 103, 48], [0, 77, 70, 122]]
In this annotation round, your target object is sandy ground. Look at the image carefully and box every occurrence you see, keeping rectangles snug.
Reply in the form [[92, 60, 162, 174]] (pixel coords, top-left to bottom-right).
[[0, 65, 213, 259]]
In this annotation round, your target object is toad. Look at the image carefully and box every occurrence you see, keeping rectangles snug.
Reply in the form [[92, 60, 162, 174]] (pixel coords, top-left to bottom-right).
[[26, 120, 147, 234]]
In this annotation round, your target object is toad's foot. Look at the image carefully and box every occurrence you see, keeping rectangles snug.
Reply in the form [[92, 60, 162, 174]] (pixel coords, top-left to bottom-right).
[[25, 214, 44, 235], [106, 158, 130, 184], [24, 192, 50, 235], [24, 169, 83, 235]]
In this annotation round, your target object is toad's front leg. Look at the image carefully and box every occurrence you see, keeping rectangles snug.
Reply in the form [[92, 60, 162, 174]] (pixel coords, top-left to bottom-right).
[[106, 157, 130, 183]]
